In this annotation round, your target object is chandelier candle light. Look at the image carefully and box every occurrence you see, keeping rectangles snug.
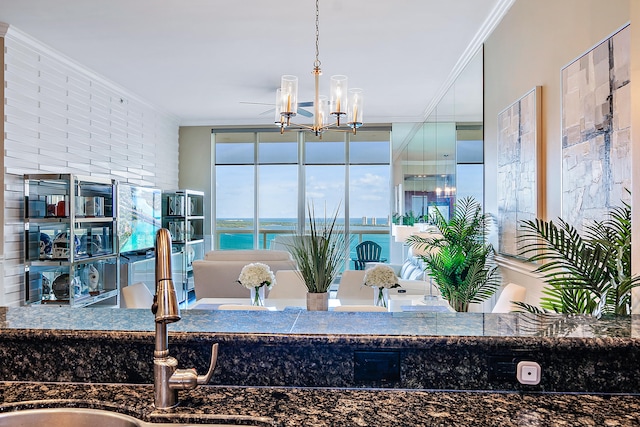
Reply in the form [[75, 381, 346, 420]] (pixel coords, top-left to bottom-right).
[[237, 262, 276, 306], [276, 0, 363, 136]]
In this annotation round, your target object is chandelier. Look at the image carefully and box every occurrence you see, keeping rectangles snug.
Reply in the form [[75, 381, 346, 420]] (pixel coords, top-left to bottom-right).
[[275, 0, 363, 136]]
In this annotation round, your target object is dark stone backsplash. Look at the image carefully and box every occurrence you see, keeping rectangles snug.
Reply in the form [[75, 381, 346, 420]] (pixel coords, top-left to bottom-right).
[[1, 329, 639, 393], [0, 307, 638, 393]]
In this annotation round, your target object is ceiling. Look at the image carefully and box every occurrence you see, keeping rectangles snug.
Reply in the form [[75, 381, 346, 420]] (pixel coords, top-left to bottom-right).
[[0, 0, 508, 127]]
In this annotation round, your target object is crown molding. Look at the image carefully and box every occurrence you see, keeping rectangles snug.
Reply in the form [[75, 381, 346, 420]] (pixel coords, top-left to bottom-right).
[[393, 0, 515, 158], [0, 22, 9, 37], [420, 0, 516, 122]]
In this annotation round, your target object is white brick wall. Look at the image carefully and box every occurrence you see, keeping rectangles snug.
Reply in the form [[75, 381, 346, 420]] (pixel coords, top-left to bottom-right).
[[2, 27, 180, 306]]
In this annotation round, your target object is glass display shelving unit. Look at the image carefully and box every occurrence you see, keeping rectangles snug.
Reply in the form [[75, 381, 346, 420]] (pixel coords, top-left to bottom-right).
[[24, 174, 119, 307], [162, 189, 205, 302]]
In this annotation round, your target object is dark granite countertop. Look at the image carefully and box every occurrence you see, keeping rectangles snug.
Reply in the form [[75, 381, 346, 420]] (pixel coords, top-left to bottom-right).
[[0, 381, 639, 426]]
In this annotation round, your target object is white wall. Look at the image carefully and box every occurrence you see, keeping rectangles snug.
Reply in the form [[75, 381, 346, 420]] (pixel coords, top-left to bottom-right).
[[178, 127, 213, 239], [631, 2, 640, 313], [484, 0, 631, 306], [1, 26, 180, 306]]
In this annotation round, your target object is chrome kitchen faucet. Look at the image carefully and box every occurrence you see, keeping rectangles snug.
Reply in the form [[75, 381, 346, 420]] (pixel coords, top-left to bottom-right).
[[152, 228, 218, 409]]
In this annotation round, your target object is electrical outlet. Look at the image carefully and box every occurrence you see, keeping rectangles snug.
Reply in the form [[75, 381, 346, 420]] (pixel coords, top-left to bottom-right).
[[488, 355, 517, 380], [516, 361, 541, 385], [354, 350, 400, 383]]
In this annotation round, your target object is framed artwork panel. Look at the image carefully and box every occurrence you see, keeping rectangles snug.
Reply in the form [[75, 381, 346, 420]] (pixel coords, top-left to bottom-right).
[[561, 25, 631, 234], [497, 86, 541, 258]]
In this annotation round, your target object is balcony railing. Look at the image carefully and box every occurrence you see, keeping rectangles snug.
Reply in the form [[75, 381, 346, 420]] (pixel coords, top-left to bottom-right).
[[215, 228, 390, 266]]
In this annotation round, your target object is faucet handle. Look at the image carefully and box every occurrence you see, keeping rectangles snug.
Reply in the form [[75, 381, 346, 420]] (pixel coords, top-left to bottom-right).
[[168, 343, 218, 390], [196, 343, 219, 385]]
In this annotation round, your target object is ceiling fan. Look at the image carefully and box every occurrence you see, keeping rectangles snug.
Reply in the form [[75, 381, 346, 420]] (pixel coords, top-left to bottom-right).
[[240, 101, 314, 118]]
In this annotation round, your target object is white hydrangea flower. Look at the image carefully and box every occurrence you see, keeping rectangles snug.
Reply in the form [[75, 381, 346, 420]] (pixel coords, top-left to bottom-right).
[[237, 262, 276, 290], [363, 264, 399, 289]]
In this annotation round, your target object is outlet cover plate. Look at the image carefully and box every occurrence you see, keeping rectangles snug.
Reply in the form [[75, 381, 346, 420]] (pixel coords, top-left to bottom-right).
[[354, 350, 400, 383], [516, 361, 541, 385]]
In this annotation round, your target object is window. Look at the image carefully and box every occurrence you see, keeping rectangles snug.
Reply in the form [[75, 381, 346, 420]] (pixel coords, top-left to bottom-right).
[[214, 133, 256, 249], [305, 133, 345, 164], [215, 165, 255, 249], [213, 129, 392, 264], [348, 132, 390, 264], [456, 130, 483, 206], [258, 132, 299, 249]]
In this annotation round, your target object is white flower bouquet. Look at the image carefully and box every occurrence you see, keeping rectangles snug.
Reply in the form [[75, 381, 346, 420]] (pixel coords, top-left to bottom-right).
[[237, 262, 276, 290], [363, 264, 399, 308], [363, 264, 399, 289], [237, 262, 276, 306]]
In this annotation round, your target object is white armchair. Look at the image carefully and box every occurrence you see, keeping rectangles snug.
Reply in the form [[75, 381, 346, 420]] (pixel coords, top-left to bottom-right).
[[336, 270, 372, 303], [267, 270, 307, 299], [492, 283, 527, 313], [121, 282, 154, 309]]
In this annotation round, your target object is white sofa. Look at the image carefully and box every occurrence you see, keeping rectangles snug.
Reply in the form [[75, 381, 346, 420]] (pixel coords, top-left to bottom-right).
[[192, 250, 297, 299]]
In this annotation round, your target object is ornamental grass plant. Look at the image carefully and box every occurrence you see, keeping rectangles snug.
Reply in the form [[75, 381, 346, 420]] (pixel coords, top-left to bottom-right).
[[288, 203, 349, 294]]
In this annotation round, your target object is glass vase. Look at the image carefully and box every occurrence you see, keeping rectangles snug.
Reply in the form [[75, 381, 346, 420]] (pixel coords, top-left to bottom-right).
[[250, 286, 265, 306], [374, 286, 389, 308]]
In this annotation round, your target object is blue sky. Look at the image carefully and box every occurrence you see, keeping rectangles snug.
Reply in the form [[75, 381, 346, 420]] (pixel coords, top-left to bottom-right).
[[216, 164, 390, 219]]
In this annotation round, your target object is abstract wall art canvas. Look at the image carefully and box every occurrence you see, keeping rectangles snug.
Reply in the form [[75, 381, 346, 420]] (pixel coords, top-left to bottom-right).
[[561, 25, 631, 234], [497, 87, 541, 258]]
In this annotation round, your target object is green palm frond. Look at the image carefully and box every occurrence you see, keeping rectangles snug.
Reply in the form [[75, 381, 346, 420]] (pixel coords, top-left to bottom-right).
[[406, 196, 499, 312], [517, 196, 639, 317]]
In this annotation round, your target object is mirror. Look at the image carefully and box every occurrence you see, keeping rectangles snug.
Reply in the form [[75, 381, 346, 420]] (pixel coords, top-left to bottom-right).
[[393, 47, 483, 228], [390, 47, 487, 311], [3, 44, 629, 339]]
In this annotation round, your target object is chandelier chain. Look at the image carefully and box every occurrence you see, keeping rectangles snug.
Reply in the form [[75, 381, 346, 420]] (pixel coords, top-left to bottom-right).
[[276, 0, 362, 136], [314, 0, 321, 69]]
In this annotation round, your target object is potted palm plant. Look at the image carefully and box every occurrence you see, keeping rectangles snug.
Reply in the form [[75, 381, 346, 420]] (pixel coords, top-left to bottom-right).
[[406, 197, 500, 312], [517, 198, 640, 317], [287, 203, 349, 311]]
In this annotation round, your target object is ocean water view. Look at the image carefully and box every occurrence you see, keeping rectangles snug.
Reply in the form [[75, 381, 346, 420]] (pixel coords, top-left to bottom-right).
[[217, 217, 391, 263]]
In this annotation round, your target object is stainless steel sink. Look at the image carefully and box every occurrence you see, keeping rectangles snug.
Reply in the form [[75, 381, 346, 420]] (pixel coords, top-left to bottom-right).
[[0, 408, 143, 427], [0, 407, 264, 427]]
